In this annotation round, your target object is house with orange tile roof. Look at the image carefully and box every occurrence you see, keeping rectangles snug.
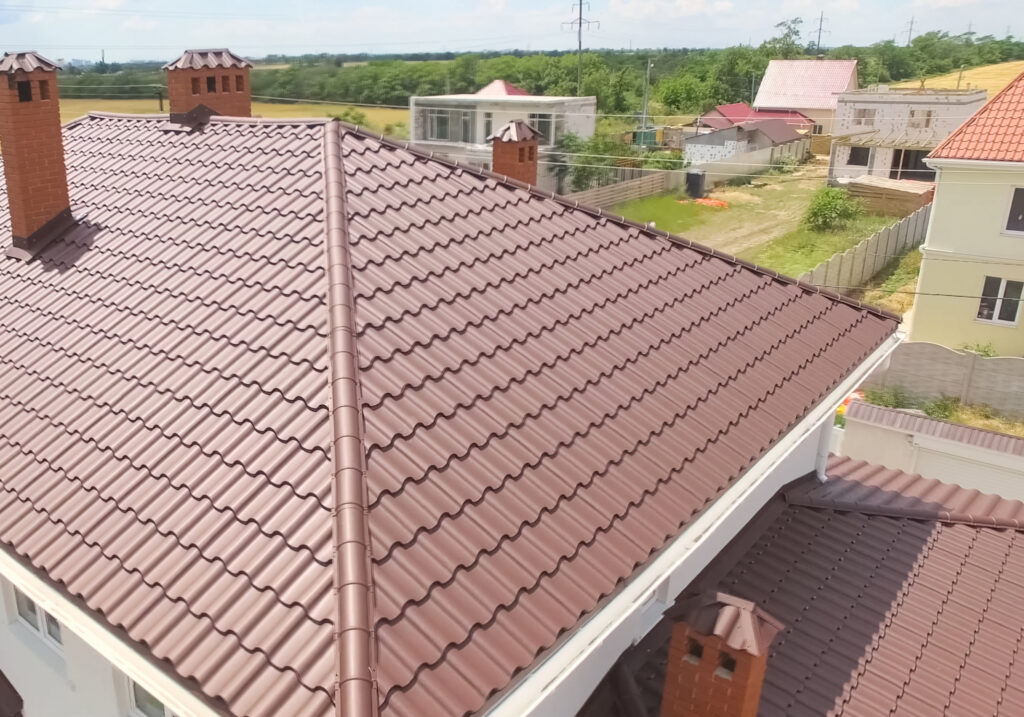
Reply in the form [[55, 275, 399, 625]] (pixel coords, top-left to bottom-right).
[[908, 70, 1024, 355]]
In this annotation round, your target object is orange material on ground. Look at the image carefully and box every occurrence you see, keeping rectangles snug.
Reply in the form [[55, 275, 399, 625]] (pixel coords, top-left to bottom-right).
[[696, 198, 729, 208]]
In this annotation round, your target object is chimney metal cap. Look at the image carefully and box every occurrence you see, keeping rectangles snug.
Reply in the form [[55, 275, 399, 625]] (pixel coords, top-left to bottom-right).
[[0, 51, 61, 74], [163, 49, 252, 71], [487, 119, 544, 143]]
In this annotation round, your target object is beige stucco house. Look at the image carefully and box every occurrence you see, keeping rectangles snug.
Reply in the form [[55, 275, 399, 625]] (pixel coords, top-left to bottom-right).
[[908, 71, 1024, 355]]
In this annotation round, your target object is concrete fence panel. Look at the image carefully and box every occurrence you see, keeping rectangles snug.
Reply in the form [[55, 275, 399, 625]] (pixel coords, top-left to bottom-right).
[[865, 341, 1024, 419], [562, 172, 668, 209], [799, 203, 931, 293]]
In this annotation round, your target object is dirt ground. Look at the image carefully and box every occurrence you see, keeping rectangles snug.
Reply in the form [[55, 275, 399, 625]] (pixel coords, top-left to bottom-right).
[[682, 156, 830, 255]]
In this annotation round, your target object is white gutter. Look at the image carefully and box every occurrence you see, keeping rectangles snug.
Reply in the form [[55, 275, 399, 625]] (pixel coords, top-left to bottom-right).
[[926, 157, 1024, 172], [0, 550, 222, 717], [485, 332, 903, 717]]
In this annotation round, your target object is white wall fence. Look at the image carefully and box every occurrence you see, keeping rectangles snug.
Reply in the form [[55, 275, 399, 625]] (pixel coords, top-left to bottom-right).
[[798, 202, 931, 291], [865, 341, 1024, 419], [694, 137, 810, 187]]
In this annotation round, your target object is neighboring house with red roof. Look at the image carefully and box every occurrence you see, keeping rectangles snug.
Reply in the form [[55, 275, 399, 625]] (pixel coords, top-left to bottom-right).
[[908, 70, 1024, 355], [408, 79, 596, 193], [697, 102, 813, 132], [0, 49, 908, 717], [754, 59, 858, 135]]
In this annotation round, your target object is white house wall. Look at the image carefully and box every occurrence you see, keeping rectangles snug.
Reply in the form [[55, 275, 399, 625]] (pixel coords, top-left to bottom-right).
[[409, 96, 597, 147], [0, 576, 126, 717]]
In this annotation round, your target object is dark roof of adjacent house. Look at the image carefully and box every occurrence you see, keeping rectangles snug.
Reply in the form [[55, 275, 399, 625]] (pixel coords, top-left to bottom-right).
[[162, 49, 252, 71], [754, 59, 859, 111], [846, 400, 1024, 459], [930, 70, 1024, 162], [0, 113, 898, 717], [698, 103, 813, 130], [597, 454, 1024, 716], [740, 118, 804, 144]]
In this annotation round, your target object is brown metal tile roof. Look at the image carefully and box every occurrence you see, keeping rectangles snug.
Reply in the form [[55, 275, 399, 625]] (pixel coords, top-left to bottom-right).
[[0, 113, 898, 717], [846, 400, 1024, 459], [162, 49, 252, 71], [0, 51, 60, 73], [672, 455, 1024, 716]]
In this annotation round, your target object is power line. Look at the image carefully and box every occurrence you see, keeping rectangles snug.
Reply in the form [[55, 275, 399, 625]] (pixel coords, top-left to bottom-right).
[[562, 0, 599, 97]]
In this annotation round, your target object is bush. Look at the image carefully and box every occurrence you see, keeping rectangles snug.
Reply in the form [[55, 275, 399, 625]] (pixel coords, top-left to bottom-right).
[[863, 386, 914, 409], [923, 396, 960, 420], [958, 341, 997, 357], [769, 155, 801, 175], [804, 187, 863, 232]]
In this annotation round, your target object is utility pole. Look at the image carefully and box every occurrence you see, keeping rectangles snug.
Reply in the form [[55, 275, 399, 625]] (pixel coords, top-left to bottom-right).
[[957, 64, 966, 89], [562, 1, 599, 96], [905, 16, 914, 46], [640, 59, 653, 132], [751, 72, 757, 103], [814, 11, 827, 53]]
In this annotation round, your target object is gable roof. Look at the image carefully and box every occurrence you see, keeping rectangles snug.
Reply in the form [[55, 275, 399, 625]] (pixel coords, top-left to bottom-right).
[[699, 103, 813, 131], [599, 454, 1024, 716], [0, 113, 897, 717], [474, 79, 530, 97], [740, 118, 804, 144], [754, 59, 858, 111], [930, 70, 1024, 162]]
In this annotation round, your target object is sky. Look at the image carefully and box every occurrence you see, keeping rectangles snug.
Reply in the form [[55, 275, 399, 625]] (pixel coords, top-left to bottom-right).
[[0, 0, 1018, 63]]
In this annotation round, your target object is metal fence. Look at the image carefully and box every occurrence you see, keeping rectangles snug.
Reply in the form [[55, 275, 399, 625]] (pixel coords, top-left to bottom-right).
[[799, 203, 931, 292], [865, 342, 1024, 419]]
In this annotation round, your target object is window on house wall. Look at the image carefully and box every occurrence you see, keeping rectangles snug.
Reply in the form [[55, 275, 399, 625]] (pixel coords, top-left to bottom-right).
[[425, 108, 474, 142], [847, 146, 870, 166], [908, 109, 933, 129], [977, 276, 1024, 324], [1007, 188, 1024, 233], [852, 108, 877, 127], [13, 587, 63, 649], [811, 124, 823, 135], [483, 112, 493, 138], [129, 680, 178, 717], [528, 112, 553, 144]]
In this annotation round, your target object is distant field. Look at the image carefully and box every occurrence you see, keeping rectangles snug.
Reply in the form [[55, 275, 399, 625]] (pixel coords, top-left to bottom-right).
[[252, 63, 290, 71], [59, 98, 409, 131], [893, 60, 1024, 95]]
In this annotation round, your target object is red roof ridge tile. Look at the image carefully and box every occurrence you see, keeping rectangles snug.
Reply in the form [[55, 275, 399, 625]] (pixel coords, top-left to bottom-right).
[[788, 455, 1024, 531], [323, 121, 378, 717]]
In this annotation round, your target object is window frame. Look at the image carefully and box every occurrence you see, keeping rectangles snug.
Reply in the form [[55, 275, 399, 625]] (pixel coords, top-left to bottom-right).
[[483, 111, 493, 139], [528, 112, 554, 145], [852, 107, 877, 127], [12, 586, 63, 653], [976, 275, 1024, 326], [846, 146, 870, 167], [1004, 186, 1024, 236], [128, 678, 178, 717], [908, 108, 933, 129]]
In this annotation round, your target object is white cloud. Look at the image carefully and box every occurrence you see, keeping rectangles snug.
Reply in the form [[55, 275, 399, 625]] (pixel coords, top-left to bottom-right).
[[121, 15, 157, 30], [915, 0, 978, 6], [609, 0, 734, 19]]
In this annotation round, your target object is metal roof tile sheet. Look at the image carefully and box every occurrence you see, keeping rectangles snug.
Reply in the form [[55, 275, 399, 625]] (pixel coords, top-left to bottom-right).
[[931, 69, 1024, 162]]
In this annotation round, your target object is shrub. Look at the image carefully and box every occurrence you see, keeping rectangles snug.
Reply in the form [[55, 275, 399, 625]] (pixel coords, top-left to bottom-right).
[[769, 155, 801, 175], [958, 341, 996, 357], [923, 396, 959, 420], [863, 386, 914, 409], [804, 187, 862, 231]]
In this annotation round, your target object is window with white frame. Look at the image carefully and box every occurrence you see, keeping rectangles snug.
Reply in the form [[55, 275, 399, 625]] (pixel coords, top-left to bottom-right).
[[977, 276, 1024, 324], [129, 679, 178, 717], [483, 111, 493, 139], [852, 108, 877, 127], [13, 586, 63, 650], [528, 112, 553, 143], [908, 109, 933, 129], [1007, 187, 1024, 233]]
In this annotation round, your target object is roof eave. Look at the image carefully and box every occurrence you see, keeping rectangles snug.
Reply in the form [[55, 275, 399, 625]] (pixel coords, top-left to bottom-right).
[[481, 331, 903, 717]]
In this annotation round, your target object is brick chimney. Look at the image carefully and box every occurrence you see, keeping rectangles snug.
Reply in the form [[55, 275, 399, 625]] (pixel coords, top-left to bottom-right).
[[0, 51, 74, 261], [488, 119, 541, 186], [164, 49, 252, 121], [661, 592, 783, 717]]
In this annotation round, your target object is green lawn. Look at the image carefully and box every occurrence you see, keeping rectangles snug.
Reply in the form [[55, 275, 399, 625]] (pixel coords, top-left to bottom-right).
[[740, 213, 900, 278], [858, 248, 922, 315], [613, 194, 714, 234]]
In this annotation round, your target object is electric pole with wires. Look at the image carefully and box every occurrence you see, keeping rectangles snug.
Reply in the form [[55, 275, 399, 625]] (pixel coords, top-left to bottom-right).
[[813, 11, 829, 53], [562, 1, 599, 97]]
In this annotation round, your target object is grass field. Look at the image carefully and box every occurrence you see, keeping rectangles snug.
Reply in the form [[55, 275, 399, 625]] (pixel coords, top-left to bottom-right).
[[58, 98, 409, 133], [857, 248, 922, 315], [893, 60, 1024, 95]]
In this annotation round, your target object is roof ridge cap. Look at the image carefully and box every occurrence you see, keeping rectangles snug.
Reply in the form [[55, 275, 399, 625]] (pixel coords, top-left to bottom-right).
[[322, 120, 378, 717], [346, 126, 899, 324]]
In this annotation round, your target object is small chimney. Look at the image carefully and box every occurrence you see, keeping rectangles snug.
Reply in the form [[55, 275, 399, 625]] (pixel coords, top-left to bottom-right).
[[0, 51, 74, 260], [164, 49, 252, 121], [488, 119, 541, 186], [661, 592, 782, 717]]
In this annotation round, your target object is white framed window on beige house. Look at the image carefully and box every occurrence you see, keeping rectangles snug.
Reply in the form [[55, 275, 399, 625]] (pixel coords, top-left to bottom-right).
[[128, 678, 179, 717], [13, 585, 63, 652], [977, 276, 1024, 325], [852, 108, 876, 127], [1006, 187, 1024, 234]]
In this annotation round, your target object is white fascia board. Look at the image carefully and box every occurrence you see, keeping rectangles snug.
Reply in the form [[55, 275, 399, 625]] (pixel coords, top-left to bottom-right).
[[0, 550, 223, 717], [485, 331, 903, 717], [927, 157, 1024, 172]]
